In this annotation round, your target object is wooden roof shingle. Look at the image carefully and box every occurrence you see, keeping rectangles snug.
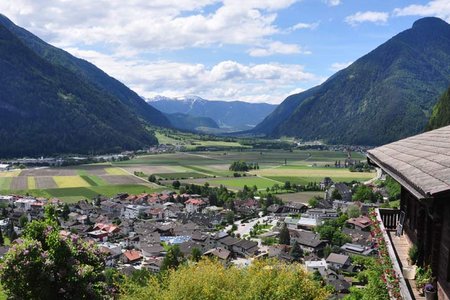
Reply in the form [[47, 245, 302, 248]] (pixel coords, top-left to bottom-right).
[[367, 125, 450, 199]]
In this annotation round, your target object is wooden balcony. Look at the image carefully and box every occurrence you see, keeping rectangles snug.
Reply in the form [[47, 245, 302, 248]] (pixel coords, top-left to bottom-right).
[[377, 208, 401, 230], [375, 208, 416, 300]]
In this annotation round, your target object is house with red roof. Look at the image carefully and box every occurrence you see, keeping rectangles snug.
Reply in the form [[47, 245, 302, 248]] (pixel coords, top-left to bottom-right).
[[185, 198, 206, 213], [121, 249, 142, 264]]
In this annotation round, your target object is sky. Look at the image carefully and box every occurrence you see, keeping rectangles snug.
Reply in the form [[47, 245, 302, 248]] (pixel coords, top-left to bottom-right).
[[1, 0, 450, 104]]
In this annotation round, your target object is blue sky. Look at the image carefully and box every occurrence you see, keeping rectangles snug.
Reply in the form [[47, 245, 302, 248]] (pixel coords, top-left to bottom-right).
[[1, 0, 449, 103]]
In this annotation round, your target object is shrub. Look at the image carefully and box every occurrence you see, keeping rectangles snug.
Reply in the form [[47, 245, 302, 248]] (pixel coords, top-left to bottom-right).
[[408, 245, 418, 265]]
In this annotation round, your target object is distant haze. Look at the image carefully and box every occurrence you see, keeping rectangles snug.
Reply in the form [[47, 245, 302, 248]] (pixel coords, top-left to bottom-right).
[[148, 96, 276, 132]]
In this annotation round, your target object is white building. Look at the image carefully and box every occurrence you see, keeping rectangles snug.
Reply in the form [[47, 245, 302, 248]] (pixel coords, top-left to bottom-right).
[[122, 205, 147, 219], [184, 198, 206, 213], [15, 198, 37, 211], [305, 259, 328, 272]]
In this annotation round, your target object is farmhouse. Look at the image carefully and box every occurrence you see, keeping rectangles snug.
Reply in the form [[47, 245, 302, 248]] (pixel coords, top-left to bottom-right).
[[367, 125, 450, 299], [326, 253, 351, 270], [346, 216, 371, 231]]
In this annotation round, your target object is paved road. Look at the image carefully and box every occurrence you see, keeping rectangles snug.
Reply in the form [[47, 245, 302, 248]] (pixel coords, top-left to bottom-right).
[[226, 215, 279, 249]]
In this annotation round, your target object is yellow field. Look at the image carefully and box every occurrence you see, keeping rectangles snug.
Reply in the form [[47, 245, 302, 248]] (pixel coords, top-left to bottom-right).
[[104, 167, 129, 175], [0, 170, 21, 177], [27, 177, 36, 189], [53, 176, 90, 188], [251, 167, 375, 179]]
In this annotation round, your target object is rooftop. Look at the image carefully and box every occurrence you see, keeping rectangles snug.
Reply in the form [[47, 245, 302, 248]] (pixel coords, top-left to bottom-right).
[[326, 253, 350, 265], [367, 125, 450, 199]]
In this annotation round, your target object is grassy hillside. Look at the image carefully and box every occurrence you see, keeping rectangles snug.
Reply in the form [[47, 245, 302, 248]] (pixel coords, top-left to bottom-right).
[[427, 86, 450, 130]]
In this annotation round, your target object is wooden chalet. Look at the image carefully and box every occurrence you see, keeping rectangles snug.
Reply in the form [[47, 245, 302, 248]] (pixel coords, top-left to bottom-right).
[[367, 125, 450, 299]]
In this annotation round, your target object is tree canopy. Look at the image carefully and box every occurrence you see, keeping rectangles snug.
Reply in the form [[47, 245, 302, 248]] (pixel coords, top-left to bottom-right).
[[0, 206, 112, 299], [122, 259, 329, 300]]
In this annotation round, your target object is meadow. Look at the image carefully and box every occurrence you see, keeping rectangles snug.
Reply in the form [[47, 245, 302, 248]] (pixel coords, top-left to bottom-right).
[[132, 149, 374, 191], [0, 148, 374, 202], [0, 165, 160, 202]]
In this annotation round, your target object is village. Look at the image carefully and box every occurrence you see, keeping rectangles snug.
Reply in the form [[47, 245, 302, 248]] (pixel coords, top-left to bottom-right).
[[0, 175, 391, 298]]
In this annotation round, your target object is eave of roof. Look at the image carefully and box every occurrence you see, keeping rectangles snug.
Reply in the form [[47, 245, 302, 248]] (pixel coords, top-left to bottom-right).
[[367, 125, 450, 199]]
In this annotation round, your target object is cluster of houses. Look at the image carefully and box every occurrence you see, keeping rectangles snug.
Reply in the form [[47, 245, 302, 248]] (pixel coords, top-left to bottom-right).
[[0, 177, 382, 297]]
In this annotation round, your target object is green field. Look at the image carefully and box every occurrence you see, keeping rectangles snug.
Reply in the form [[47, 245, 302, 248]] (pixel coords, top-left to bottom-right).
[[27, 177, 36, 189], [252, 165, 374, 178], [154, 172, 210, 180], [79, 175, 107, 186], [112, 149, 372, 191], [0, 178, 12, 190], [182, 165, 234, 177], [0, 147, 372, 201], [104, 167, 129, 175], [278, 191, 324, 203], [211, 176, 282, 190], [155, 131, 250, 150], [0, 184, 163, 203], [265, 175, 372, 185], [0, 170, 21, 177], [53, 176, 91, 188]]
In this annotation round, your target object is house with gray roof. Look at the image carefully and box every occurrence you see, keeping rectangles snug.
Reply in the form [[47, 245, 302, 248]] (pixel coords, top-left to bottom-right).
[[326, 253, 350, 270], [367, 125, 450, 299], [289, 229, 327, 254]]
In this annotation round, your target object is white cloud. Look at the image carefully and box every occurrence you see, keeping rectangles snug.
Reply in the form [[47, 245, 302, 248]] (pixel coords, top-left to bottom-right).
[[0, 0, 321, 103], [330, 61, 353, 72], [393, 0, 450, 22], [248, 41, 310, 57], [345, 11, 389, 26], [66, 48, 320, 104], [0, 0, 300, 52], [290, 22, 320, 31], [325, 0, 341, 7]]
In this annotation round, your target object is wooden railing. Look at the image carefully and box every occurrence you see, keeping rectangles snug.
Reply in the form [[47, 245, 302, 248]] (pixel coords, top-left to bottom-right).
[[378, 208, 400, 230], [375, 209, 413, 300]]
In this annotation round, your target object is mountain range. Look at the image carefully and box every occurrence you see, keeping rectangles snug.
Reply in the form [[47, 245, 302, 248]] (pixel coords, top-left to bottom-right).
[[0, 14, 170, 157], [252, 17, 450, 146], [1, 14, 450, 157], [148, 96, 276, 132]]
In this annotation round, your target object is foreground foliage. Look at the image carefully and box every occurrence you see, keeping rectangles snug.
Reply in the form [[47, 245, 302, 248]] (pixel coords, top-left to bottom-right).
[[0, 207, 112, 299], [121, 259, 329, 300]]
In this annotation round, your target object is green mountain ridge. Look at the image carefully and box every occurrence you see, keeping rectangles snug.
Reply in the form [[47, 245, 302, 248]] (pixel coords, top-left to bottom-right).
[[427, 86, 450, 130], [0, 20, 157, 157], [0, 14, 170, 128], [165, 112, 220, 132], [252, 17, 450, 145]]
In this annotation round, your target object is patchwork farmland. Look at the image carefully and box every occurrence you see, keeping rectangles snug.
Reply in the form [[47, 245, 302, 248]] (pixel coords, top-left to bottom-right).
[[115, 149, 375, 191], [0, 165, 160, 202], [0, 149, 375, 202]]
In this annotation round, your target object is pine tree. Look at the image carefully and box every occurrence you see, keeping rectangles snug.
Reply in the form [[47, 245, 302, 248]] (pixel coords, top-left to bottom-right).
[[0, 227, 4, 246], [289, 241, 303, 261], [279, 223, 291, 245], [62, 203, 70, 221]]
